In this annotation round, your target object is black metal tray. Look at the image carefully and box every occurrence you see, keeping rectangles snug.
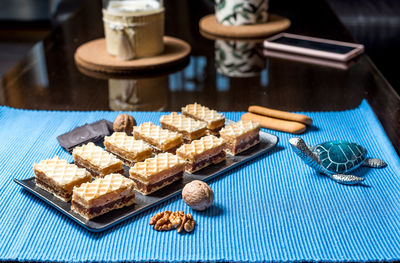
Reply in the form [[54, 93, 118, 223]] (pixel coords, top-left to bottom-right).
[[14, 128, 278, 232]]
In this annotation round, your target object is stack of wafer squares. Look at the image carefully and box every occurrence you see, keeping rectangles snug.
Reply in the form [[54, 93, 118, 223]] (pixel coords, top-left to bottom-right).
[[182, 103, 225, 135], [133, 122, 183, 153], [160, 112, 207, 143], [220, 120, 260, 155], [72, 142, 124, 178], [33, 102, 263, 221], [71, 173, 135, 219], [104, 132, 152, 166], [33, 156, 92, 201], [129, 152, 185, 195]]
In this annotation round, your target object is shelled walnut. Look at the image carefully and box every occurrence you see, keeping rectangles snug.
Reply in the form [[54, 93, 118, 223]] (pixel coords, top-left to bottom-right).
[[149, 210, 195, 233]]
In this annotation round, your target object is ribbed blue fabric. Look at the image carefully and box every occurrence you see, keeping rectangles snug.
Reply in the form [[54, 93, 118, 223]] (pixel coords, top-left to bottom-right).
[[1, 100, 400, 262]]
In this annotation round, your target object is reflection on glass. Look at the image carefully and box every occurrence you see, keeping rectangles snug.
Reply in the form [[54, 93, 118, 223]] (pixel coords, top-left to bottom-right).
[[108, 76, 168, 111], [0, 80, 5, 105], [215, 39, 266, 77]]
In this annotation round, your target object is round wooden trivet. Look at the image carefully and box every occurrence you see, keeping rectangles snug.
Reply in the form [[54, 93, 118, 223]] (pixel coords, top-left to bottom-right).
[[74, 36, 191, 73], [199, 14, 291, 39]]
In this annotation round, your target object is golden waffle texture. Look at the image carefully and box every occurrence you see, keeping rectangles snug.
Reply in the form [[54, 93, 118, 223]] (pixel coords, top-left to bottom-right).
[[71, 173, 135, 219], [176, 135, 226, 173], [73, 173, 134, 201], [72, 142, 122, 176], [129, 153, 185, 195], [34, 156, 91, 187], [220, 120, 260, 138], [177, 135, 226, 158], [160, 112, 207, 141], [133, 122, 183, 152], [181, 103, 225, 131], [130, 152, 185, 179], [220, 120, 260, 155], [104, 132, 152, 165]]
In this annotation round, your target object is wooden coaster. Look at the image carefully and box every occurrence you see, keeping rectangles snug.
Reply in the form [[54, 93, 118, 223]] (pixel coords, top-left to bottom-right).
[[74, 36, 191, 74], [76, 58, 190, 80], [199, 14, 290, 39]]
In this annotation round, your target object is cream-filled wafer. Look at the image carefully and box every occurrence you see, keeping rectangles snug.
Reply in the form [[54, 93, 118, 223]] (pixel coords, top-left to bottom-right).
[[71, 173, 135, 220], [181, 103, 225, 134], [241, 112, 306, 134], [72, 142, 124, 178], [133, 122, 183, 153], [176, 135, 226, 173], [33, 156, 91, 201], [219, 120, 260, 155], [248, 105, 313, 125], [129, 152, 185, 195], [104, 132, 152, 166], [160, 112, 207, 143]]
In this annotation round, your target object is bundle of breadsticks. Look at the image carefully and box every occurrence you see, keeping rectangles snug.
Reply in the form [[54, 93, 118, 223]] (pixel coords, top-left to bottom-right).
[[241, 106, 313, 134]]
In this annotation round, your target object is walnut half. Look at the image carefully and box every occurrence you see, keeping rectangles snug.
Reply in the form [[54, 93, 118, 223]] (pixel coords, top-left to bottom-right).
[[149, 210, 195, 233]]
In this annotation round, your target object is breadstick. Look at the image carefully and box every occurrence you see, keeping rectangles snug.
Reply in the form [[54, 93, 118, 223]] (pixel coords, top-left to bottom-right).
[[241, 112, 306, 134], [248, 105, 313, 125]]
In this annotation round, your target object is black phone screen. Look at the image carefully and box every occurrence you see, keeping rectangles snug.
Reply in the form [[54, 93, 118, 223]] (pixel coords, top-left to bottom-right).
[[270, 36, 356, 54]]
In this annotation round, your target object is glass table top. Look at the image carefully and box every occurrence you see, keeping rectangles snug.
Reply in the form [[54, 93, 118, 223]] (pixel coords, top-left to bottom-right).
[[0, 0, 399, 154]]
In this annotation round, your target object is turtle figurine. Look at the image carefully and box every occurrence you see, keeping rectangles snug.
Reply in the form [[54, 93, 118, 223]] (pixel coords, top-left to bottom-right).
[[289, 137, 387, 185]]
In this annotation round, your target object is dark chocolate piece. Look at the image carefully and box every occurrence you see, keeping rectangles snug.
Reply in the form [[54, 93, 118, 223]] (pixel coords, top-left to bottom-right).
[[57, 119, 113, 153]]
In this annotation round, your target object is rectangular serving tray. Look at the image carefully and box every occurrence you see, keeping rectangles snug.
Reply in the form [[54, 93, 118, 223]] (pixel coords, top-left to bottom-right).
[[14, 124, 278, 232]]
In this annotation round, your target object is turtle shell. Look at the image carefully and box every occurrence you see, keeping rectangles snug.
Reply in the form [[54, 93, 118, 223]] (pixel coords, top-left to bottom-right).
[[313, 141, 367, 174]]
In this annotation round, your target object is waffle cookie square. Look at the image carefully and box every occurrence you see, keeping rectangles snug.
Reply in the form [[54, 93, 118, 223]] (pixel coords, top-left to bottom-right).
[[219, 120, 260, 155], [33, 156, 91, 201], [133, 122, 183, 153], [72, 142, 124, 178], [181, 103, 225, 134], [176, 135, 226, 173], [129, 152, 185, 195], [104, 132, 153, 166], [71, 173, 135, 220], [160, 112, 207, 143]]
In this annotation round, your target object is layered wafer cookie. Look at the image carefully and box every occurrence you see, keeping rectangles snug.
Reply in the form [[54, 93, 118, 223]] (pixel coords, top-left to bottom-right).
[[104, 132, 152, 166], [160, 112, 207, 143], [133, 122, 183, 153], [219, 120, 260, 155], [33, 156, 91, 201], [181, 103, 225, 134], [129, 153, 185, 195], [72, 142, 124, 178], [176, 135, 226, 173], [71, 173, 135, 220]]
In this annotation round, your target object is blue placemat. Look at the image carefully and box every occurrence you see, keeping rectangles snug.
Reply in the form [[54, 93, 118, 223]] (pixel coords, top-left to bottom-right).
[[1, 100, 400, 262]]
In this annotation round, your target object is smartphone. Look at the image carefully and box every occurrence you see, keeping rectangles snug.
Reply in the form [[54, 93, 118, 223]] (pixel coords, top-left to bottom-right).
[[263, 49, 357, 70], [264, 33, 364, 62]]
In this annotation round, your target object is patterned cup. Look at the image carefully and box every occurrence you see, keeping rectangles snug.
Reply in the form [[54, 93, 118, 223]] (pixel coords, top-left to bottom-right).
[[215, 39, 266, 77], [215, 0, 269, 26]]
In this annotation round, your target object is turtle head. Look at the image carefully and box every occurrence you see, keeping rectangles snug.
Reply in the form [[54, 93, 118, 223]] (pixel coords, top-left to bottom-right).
[[289, 137, 325, 174], [289, 137, 306, 149]]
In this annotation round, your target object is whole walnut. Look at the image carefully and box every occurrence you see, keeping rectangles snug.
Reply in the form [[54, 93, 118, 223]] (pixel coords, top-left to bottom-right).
[[113, 114, 136, 135], [182, 180, 214, 211]]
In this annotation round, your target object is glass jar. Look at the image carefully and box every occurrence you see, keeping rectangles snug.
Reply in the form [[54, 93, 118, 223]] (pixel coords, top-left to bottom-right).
[[102, 0, 164, 60]]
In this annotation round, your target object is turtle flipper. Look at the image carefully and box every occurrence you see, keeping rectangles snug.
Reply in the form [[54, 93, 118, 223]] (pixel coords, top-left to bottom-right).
[[363, 158, 387, 168], [329, 174, 365, 185]]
